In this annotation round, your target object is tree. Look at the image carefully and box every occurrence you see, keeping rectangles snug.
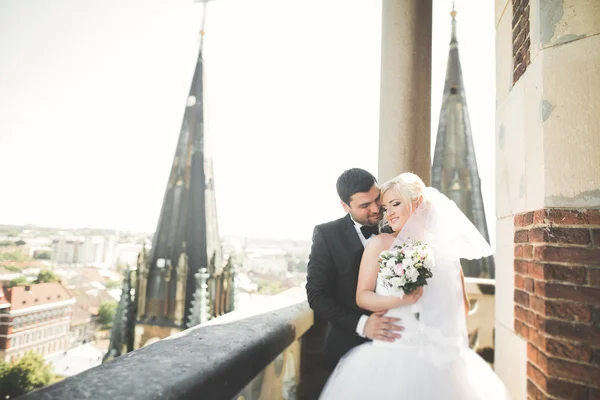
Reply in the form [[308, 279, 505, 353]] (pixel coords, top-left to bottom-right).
[[34, 270, 60, 284], [257, 279, 285, 295], [115, 263, 129, 275], [33, 251, 52, 260], [7, 276, 28, 288], [98, 301, 118, 330], [0, 252, 28, 262], [104, 280, 122, 289], [0, 352, 56, 398], [14, 240, 26, 246], [0, 359, 8, 379]]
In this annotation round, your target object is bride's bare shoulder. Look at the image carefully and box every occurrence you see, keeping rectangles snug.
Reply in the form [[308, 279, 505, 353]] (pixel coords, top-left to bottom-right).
[[366, 233, 396, 252]]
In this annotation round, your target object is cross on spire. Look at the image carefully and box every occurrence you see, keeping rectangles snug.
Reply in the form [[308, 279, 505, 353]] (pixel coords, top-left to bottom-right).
[[450, 3, 458, 44]]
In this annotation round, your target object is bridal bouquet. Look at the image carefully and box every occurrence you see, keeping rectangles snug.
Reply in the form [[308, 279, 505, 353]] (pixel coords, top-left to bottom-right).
[[378, 239, 434, 296]]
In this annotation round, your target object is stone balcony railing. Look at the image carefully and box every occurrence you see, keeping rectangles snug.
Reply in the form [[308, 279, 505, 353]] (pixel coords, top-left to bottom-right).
[[21, 280, 495, 400], [465, 278, 496, 363]]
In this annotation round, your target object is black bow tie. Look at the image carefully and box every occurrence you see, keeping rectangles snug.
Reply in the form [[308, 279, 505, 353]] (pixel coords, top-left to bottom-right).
[[360, 225, 379, 239]]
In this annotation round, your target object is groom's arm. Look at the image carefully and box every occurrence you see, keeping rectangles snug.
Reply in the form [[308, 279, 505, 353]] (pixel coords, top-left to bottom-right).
[[306, 225, 363, 333]]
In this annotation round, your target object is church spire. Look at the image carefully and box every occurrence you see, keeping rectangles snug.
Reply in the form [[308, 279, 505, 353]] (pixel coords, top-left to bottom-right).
[[431, 7, 495, 278], [131, 3, 224, 348]]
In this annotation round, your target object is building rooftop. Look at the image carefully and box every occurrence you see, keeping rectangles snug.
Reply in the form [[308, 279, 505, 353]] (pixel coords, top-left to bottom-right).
[[48, 343, 104, 377], [71, 307, 94, 326], [3, 282, 73, 311]]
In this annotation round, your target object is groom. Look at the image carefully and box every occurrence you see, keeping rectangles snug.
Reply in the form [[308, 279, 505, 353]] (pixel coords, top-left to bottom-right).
[[306, 168, 403, 371]]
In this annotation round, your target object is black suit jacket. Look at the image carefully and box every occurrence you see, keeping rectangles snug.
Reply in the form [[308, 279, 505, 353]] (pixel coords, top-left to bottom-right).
[[306, 214, 370, 371]]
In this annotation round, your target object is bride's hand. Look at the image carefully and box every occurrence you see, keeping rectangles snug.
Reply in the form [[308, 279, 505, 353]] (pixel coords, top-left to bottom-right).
[[400, 286, 424, 306]]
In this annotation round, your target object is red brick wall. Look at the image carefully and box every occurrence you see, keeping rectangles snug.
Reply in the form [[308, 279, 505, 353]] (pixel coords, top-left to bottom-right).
[[514, 208, 600, 399], [512, 0, 531, 84]]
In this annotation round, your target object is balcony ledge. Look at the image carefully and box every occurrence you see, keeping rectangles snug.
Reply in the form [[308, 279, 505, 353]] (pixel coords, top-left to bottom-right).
[[22, 289, 311, 400]]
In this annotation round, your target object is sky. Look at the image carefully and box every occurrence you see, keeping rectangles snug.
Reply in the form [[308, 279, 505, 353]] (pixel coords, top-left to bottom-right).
[[0, 0, 496, 244]]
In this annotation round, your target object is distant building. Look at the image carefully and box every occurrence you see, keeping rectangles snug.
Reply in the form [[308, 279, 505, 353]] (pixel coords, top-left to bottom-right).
[[52, 235, 83, 264], [431, 10, 495, 278], [70, 308, 97, 348], [242, 248, 288, 276], [80, 236, 106, 265], [0, 282, 75, 362], [113, 242, 145, 268], [52, 234, 118, 267], [67, 285, 117, 316], [0, 267, 23, 283], [47, 343, 104, 378], [23, 237, 53, 259]]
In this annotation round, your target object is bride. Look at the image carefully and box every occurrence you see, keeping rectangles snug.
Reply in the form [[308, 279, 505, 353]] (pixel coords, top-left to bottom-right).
[[319, 173, 512, 400]]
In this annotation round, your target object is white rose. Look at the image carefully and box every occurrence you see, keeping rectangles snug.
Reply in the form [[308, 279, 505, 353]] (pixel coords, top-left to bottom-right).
[[405, 266, 419, 283], [380, 267, 394, 277], [389, 276, 403, 288], [401, 257, 415, 269], [424, 255, 435, 269], [396, 274, 408, 287], [386, 258, 397, 269]]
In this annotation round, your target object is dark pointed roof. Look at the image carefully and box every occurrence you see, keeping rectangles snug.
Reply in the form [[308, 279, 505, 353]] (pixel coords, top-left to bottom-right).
[[140, 25, 222, 327], [432, 9, 495, 278]]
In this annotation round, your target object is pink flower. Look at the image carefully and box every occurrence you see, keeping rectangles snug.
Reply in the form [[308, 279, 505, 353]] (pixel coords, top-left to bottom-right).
[[393, 264, 405, 276]]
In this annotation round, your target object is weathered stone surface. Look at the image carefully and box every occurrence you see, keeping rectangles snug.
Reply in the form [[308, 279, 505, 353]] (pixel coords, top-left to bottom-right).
[[22, 302, 310, 400]]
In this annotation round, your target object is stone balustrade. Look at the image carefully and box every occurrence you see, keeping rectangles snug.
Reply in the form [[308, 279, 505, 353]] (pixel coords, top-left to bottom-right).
[[21, 280, 494, 399]]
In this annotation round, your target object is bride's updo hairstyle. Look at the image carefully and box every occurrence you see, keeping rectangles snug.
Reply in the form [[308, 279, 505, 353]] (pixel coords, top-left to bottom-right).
[[380, 172, 426, 214], [379, 172, 426, 233]]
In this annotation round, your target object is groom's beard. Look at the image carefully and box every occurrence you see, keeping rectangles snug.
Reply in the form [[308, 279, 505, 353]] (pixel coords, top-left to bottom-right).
[[352, 212, 382, 227]]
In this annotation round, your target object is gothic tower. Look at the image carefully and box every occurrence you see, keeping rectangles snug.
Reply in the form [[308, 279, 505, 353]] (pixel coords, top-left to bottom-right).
[[132, 19, 223, 348], [432, 8, 495, 278]]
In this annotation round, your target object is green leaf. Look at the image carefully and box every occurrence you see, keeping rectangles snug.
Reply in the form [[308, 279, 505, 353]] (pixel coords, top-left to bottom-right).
[[0, 352, 56, 397]]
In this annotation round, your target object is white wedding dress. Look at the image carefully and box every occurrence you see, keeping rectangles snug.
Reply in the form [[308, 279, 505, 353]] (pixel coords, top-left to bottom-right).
[[319, 188, 512, 400]]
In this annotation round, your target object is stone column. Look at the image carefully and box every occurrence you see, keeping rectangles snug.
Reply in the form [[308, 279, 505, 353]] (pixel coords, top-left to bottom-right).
[[378, 0, 432, 184], [494, 0, 600, 398]]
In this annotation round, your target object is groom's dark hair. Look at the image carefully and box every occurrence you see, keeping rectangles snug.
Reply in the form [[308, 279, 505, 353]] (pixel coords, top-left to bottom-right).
[[336, 168, 378, 205]]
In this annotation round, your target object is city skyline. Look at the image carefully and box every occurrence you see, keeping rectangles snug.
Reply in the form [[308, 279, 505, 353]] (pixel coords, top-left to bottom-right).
[[0, 0, 495, 243]]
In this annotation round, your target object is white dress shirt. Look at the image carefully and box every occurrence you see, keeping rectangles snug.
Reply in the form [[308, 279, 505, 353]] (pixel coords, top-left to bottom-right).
[[349, 215, 372, 337]]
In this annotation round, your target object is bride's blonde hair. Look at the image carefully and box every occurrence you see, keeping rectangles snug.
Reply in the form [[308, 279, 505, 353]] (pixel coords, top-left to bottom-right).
[[379, 172, 426, 231]]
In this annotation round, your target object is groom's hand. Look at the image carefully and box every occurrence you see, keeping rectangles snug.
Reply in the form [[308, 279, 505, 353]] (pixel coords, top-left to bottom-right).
[[363, 311, 403, 342]]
